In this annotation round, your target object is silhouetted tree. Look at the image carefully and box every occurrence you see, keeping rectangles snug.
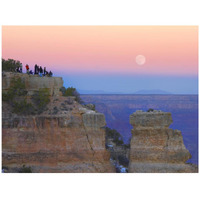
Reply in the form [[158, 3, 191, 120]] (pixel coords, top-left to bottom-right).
[[60, 86, 83, 104], [105, 127, 124, 146], [147, 108, 154, 112], [2, 58, 22, 72]]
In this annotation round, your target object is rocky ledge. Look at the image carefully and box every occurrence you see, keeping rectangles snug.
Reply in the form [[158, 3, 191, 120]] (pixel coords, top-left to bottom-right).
[[128, 110, 198, 173], [2, 72, 114, 173]]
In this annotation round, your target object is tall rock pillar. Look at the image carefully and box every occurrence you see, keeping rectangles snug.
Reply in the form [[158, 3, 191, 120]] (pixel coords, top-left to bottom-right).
[[128, 110, 197, 173]]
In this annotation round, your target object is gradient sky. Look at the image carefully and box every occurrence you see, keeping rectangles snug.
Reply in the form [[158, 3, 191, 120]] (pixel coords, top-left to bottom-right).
[[2, 26, 198, 94]]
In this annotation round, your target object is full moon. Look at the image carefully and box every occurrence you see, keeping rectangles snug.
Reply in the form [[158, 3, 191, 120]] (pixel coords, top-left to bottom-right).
[[136, 55, 146, 65]]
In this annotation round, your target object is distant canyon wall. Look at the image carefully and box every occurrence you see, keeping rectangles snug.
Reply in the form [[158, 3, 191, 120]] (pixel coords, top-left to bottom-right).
[[81, 94, 198, 165]]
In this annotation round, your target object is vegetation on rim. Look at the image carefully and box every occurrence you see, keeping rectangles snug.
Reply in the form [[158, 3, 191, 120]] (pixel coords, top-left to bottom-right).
[[105, 127, 124, 146], [60, 86, 83, 104], [2, 58, 22, 72], [3, 77, 50, 115]]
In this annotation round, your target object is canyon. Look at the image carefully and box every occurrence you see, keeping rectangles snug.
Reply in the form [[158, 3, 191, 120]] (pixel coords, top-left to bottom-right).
[[2, 72, 198, 173], [128, 110, 197, 172], [81, 94, 198, 165], [2, 72, 114, 173]]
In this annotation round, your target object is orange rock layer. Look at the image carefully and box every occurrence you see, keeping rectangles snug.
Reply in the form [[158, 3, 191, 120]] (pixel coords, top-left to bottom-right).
[[2, 111, 114, 172], [2, 72, 114, 173], [128, 110, 198, 173]]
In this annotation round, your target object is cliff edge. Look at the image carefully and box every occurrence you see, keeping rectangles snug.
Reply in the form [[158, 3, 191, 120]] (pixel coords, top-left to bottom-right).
[[128, 110, 198, 173], [2, 72, 114, 173]]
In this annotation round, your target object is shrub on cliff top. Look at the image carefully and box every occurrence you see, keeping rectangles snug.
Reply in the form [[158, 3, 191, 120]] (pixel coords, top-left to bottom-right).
[[60, 86, 83, 104], [147, 108, 154, 112], [3, 77, 50, 115], [84, 103, 96, 111], [2, 58, 22, 72], [105, 127, 124, 146], [105, 127, 121, 139]]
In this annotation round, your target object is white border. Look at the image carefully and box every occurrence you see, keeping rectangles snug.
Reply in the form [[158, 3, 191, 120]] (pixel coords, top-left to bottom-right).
[[0, 1, 199, 200]]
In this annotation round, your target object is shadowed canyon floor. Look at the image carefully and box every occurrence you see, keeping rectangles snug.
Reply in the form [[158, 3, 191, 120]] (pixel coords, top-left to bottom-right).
[[81, 94, 198, 165]]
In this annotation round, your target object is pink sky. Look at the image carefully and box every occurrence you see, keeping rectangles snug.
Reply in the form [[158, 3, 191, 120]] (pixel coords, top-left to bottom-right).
[[2, 26, 198, 76]]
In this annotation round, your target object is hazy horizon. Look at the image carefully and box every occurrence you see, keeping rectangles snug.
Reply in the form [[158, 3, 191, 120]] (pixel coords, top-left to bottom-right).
[[58, 73, 198, 94], [2, 26, 198, 94]]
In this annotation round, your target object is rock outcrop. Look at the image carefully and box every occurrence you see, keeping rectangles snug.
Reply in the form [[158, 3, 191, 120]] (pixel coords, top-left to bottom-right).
[[129, 110, 198, 173], [2, 72, 63, 96], [2, 72, 114, 173]]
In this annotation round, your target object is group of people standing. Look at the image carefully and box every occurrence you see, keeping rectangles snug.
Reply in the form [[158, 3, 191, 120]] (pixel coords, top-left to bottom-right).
[[24, 64, 53, 77], [15, 66, 22, 73]]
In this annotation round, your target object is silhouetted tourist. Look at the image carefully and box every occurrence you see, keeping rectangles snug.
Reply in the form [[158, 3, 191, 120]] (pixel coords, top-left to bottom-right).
[[44, 67, 47, 76], [25, 64, 29, 74], [39, 66, 43, 77], [20, 66, 22, 73], [49, 71, 53, 77], [37, 65, 39, 74], [15, 66, 19, 72], [34, 64, 38, 74]]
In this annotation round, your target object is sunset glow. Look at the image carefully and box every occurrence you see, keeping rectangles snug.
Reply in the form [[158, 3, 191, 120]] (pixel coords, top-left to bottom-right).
[[2, 26, 198, 76]]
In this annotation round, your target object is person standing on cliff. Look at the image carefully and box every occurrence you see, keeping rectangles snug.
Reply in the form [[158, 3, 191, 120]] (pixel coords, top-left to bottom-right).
[[37, 65, 39, 74], [39, 66, 43, 77], [44, 67, 46, 76], [49, 71, 53, 77], [34, 64, 38, 74], [20, 65, 22, 73], [25, 64, 29, 74]]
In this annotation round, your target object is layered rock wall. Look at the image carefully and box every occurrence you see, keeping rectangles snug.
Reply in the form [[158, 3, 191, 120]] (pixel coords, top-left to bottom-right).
[[2, 72, 114, 173], [2, 72, 63, 96], [129, 110, 197, 173]]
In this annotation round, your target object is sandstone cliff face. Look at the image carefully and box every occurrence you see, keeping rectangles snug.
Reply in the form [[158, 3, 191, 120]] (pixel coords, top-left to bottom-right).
[[2, 72, 63, 96], [2, 72, 114, 173], [129, 110, 197, 173]]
